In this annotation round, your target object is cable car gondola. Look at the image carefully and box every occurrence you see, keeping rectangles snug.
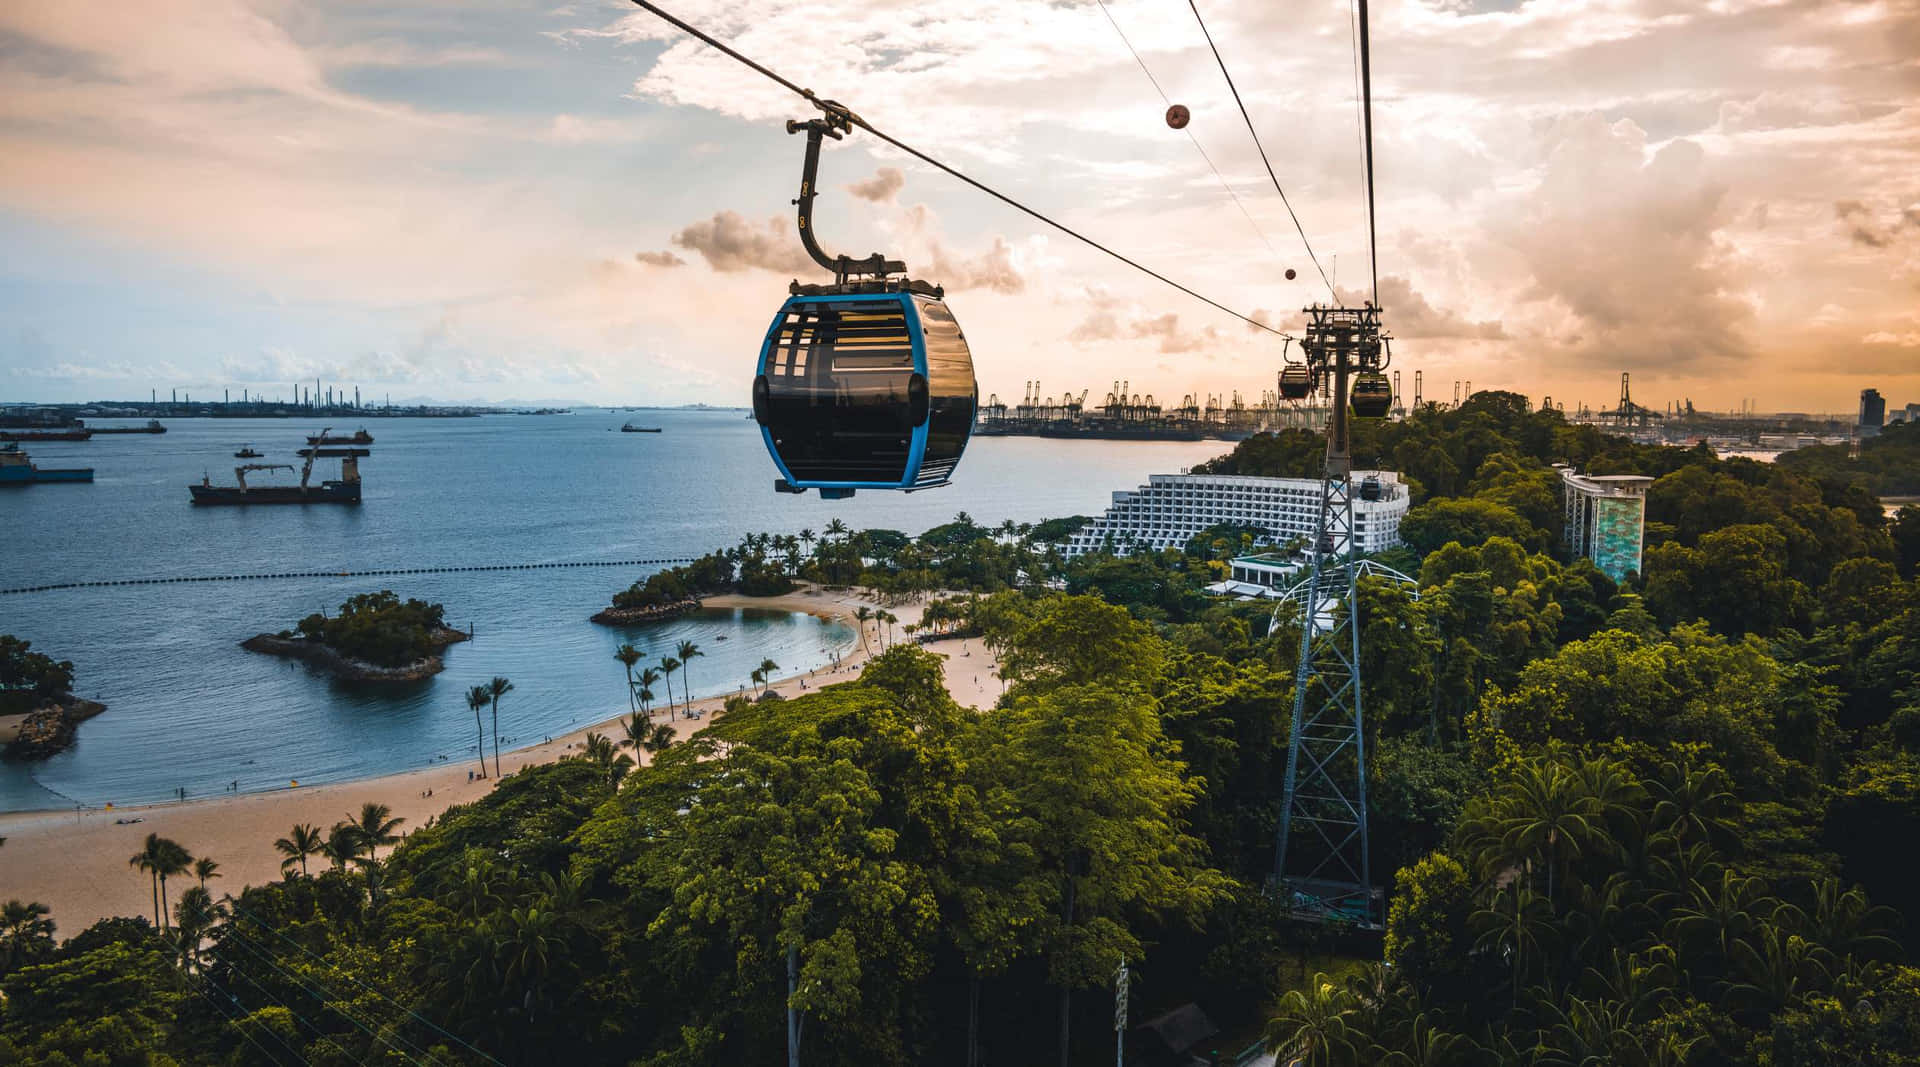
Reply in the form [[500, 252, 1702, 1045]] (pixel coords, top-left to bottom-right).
[[751, 106, 976, 499], [1279, 365, 1313, 400], [1350, 372, 1392, 418]]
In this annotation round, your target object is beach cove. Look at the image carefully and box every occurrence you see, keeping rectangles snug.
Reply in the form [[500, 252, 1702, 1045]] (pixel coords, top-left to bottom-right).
[[0, 588, 1009, 934]]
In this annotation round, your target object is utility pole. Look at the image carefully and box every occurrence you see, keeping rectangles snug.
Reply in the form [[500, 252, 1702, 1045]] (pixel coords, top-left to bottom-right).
[[1114, 957, 1129, 1067]]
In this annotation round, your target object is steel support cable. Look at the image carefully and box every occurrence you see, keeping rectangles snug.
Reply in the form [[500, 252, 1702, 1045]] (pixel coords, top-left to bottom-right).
[[213, 949, 371, 1067], [216, 923, 441, 1067], [1091, 0, 1289, 275], [1356, 0, 1381, 306], [1182, 0, 1337, 301], [173, 954, 309, 1067], [226, 899, 505, 1067], [624, 0, 1292, 339], [1347, 0, 1369, 299]]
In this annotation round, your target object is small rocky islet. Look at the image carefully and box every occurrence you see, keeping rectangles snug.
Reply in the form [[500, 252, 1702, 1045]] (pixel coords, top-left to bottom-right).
[[241, 591, 469, 682]]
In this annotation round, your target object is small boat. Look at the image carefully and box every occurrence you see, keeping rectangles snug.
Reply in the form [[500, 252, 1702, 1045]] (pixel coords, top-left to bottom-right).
[[235, 446, 262, 458], [621, 423, 663, 433], [0, 443, 92, 484]]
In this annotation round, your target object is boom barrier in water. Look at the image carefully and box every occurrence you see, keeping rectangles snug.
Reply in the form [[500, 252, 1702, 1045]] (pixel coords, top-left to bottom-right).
[[0, 558, 701, 596]]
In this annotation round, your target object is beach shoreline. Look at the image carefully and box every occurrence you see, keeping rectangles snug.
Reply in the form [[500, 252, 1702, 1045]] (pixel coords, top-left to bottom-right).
[[0, 585, 1008, 935]]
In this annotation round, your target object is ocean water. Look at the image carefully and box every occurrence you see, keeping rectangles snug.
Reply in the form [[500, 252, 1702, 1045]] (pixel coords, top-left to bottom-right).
[[0, 409, 1227, 810]]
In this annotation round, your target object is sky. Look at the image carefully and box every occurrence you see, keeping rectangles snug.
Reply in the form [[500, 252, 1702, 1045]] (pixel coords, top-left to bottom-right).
[[0, 0, 1916, 413]]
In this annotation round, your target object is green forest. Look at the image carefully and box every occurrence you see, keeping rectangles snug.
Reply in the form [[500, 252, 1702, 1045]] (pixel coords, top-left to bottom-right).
[[6, 395, 1920, 1065], [288, 592, 452, 669]]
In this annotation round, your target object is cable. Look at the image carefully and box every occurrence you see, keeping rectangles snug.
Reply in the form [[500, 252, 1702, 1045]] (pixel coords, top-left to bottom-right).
[[1183, 0, 1336, 301], [214, 950, 367, 1066], [1091, 0, 1289, 278], [1347, 0, 1368, 300], [217, 923, 439, 1066], [625, 0, 1291, 339], [1356, 0, 1381, 305], [226, 899, 505, 1066]]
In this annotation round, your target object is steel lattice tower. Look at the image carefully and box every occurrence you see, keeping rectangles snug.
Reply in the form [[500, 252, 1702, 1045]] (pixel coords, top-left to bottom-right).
[[1272, 304, 1411, 930]]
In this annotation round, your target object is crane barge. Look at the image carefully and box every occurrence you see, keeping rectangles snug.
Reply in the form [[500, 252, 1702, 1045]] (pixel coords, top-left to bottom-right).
[[190, 432, 368, 505]]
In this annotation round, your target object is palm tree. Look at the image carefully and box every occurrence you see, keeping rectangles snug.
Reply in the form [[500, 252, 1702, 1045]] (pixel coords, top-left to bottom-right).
[[620, 712, 649, 751], [636, 667, 662, 717], [824, 518, 847, 543], [749, 666, 766, 694], [193, 857, 220, 891], [1472, 883, 1556, 1011], [155, 839, 193, 933], [580, 732, 634, 787], [129, 833, 191, 930], [659, 656, 680, 720], [853, 606, 874, 655], [488, 676, 514, 778], [323, 823, 359, 871], [129, 834, 165, 927], [0, 900, 55, 977], [466, 685, 492, 778], [798, 528, 816, 555], [676, 640, 704, 712], [877, 609, 897, 650], [641, 722, 675, 756], [274, 823, 325, 878], [173, 885, 222, 971], [349, 802, 405, 863], [1266, 972, 1359, 1067], [614, 644, 643, 713]]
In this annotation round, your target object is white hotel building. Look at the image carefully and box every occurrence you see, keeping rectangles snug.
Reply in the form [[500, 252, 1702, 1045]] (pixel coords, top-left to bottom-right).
[[1063, 472, 1412, 558]]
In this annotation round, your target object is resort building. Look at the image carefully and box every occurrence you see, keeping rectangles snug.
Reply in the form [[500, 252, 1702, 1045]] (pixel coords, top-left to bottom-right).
[[1559, 466, 1654, 581], [1063, 472, 1410, 558]]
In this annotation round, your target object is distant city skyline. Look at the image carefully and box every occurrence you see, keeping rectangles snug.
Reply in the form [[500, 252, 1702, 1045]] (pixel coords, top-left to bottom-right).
[[2, 0, 1917, 411]]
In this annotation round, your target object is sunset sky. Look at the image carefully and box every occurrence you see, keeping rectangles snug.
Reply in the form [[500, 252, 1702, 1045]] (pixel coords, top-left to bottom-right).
[[1, 0, 1916, 412]]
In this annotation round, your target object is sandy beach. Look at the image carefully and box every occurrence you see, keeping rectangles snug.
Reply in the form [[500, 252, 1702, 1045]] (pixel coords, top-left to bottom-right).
[[0, 586, 1005, 935]]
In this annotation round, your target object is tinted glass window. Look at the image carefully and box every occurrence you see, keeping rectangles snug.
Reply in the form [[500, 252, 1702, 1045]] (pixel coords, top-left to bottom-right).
[[762, 299, 915, 483]]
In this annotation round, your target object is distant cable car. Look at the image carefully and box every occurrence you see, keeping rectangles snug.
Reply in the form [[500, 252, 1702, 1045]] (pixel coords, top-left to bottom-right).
[[1359, 476, 1382, 501], [1285, 268, 1297, 281], [1166, 104, 1190, 129], [1279, 366, 1313, 401], [1350, 372, 1392, 418], [751, 107, 977, 499]]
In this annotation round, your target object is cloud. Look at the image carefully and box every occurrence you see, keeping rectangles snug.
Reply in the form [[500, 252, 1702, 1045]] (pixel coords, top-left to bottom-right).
[[1337, 276, 1506, 340], [1834, 200, 1920, 249], [1496, 115, 1751, 369], [898, 203, 1026, 294], [1069, 290, 1220, 354], [634, 250, 687, 267], [847, 167, 904, 203], [669, 211, 816, 274]]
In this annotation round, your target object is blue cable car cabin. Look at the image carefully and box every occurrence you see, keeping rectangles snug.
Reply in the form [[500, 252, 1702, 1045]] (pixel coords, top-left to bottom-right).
[[753, 288, 976, 498]]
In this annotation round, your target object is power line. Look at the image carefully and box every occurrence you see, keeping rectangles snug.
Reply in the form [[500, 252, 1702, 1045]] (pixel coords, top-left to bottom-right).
[[1091, 0, 1291, 280], [1183, 0, 1336, 301], [625, 0, 1291, 339]]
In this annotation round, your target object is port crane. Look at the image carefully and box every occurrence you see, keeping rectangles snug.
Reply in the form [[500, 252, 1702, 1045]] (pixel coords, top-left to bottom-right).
[[230, 463, 295, 492]]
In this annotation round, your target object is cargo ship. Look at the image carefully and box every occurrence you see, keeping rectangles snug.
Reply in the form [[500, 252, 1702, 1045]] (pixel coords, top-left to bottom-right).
[[191, 435, 367, 505], [620, 423, 663, 433], [0, 428, 91, 442], [0, 443, 92, 484], [306, 428, 373, 445], [86, 419, 167, 434]]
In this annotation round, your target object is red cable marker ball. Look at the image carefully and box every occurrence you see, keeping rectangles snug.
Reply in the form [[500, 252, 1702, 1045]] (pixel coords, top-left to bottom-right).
[[1286, 268, 1297, 280], [1165, 104, 1190, 130]]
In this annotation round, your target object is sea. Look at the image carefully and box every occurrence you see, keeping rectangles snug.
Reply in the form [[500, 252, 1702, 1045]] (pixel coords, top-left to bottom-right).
[[0, 409, 1228, 811]]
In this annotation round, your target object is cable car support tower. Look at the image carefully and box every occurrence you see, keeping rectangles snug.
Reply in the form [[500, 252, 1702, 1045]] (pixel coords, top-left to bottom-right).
[[1266, 0, 1414, 931]]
